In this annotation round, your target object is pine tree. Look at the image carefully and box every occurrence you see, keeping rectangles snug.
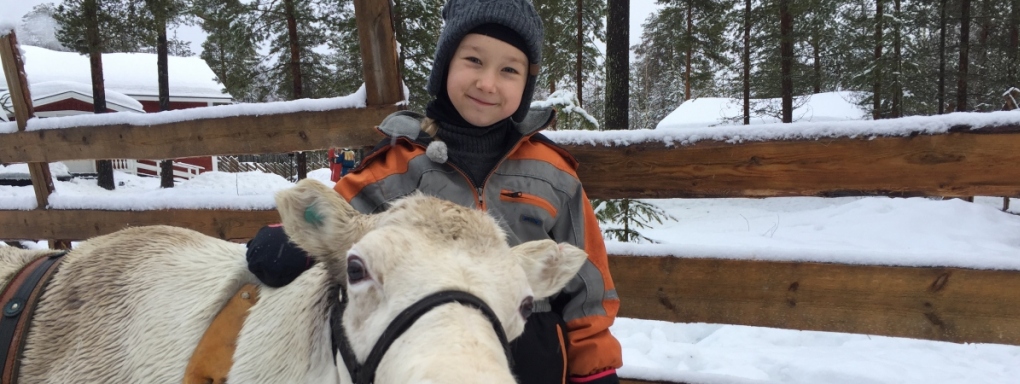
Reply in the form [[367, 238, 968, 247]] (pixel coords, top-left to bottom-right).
[[246, 0, 341, 179], [55, 0, 151, 53], [131, 0, 191, 188], [55, 0, 148, 190], [798, 0, 842, 94], [17, 4, 70, 51], [779, 0, 794, 122], [966, 0, 1017, 111], [321, 1, 362, 100], [248, 0, 337, 101], [891, 0, 933, 115], [835, 1, 888, 117], [631, 1, 732, 129], [741, 0, 751, 124], [194, 0, 268, 102], [957, 0, 971, 111], [604, 0, 629, 131], [533, 0, 605, 103], [594, 198, 676, 243], [658, 0, 731, 101], [631, 11, 685, 130], [391, 0, 443, 111], [322, 0, 441, 112]]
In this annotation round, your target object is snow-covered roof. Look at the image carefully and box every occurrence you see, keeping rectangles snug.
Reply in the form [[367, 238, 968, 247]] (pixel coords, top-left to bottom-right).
[[656, 91, 869, 130], [1, 80, 145, 114], [0, 45, 231, 100]]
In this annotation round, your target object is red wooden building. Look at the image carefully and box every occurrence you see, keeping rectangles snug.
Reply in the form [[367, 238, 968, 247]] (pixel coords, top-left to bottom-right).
[[1, 45, 233, 179]]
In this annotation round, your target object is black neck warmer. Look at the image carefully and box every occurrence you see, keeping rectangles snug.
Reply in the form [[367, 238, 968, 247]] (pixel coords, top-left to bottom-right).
[[426, 96, 520, 187]]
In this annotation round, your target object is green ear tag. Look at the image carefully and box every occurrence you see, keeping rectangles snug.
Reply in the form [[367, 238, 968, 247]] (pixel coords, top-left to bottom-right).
[[304, 207, 324, 227]]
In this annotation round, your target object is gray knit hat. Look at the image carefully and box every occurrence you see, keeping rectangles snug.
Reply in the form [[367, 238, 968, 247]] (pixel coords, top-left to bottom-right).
[[426, 0, 544, 123]]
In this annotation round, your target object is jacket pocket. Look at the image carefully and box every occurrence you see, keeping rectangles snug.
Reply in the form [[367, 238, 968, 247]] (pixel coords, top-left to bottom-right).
[[500, 189, 558, 218]]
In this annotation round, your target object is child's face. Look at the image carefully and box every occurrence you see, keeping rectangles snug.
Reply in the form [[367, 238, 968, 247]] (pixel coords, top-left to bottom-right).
[[446, 33, 528, 127]]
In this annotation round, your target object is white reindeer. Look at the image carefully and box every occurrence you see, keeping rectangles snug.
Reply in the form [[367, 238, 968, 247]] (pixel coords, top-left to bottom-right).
[[0, 179, 588, 383]]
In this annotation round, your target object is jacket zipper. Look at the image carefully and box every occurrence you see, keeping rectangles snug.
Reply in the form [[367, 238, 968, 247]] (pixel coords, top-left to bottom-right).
[[473, 132, 546, 210], [400, 115, 553, 210], [500, 190, 558, 218], [442, 132, 541, 211]]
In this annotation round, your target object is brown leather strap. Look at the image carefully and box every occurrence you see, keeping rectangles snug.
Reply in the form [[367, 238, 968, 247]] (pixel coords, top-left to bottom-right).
[[0, 252, 65, 384], [183, 284, 260, 384]]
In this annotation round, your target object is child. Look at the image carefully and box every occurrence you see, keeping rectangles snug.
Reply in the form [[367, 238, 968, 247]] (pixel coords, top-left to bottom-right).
[[247, 0, 622, 382]]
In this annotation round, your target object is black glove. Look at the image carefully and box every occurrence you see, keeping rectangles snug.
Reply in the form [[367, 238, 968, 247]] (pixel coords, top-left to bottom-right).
[[246, 225, 314, 287]]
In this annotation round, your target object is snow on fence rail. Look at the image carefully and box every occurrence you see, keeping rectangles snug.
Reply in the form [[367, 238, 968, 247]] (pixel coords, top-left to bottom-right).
[[4, 111, 1020, 199]]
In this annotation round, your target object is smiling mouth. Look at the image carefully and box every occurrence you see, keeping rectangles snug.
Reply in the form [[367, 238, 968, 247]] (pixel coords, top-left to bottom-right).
[[468, 96, 496, 106]]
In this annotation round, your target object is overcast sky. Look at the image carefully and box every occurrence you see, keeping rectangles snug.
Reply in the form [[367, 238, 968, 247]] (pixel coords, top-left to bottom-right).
[[8, 0, 661, 60]]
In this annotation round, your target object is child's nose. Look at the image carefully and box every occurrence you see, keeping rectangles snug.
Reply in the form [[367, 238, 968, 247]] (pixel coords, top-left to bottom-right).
[[476, 71, 497, 92]]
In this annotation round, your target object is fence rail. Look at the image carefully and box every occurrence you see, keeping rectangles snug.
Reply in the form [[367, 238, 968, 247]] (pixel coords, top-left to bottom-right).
[[0, 105, 396, 164], [5, 117, 1020, 199]]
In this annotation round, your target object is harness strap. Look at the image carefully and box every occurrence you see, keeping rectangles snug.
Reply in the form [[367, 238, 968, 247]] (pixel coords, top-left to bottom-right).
[[0, 251, 67, 384], [340, 290, 513, 384], [183, 284, 260, 384]]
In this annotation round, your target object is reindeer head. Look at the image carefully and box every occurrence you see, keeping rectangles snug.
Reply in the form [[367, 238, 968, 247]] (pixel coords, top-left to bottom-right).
[[275, 179, 587, 382]]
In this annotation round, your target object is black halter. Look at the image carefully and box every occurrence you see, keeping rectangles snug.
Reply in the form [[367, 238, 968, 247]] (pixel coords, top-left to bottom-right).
[[334, 289, 514, 384]]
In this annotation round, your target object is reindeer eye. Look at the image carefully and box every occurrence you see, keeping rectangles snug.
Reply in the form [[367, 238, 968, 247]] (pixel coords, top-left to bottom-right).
[[347, 256, 368, 283], [519, 296, 534, 319]]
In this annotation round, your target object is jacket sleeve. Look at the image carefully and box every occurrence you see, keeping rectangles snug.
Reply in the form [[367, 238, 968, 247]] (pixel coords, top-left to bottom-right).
[[551, 186, 623, 377]]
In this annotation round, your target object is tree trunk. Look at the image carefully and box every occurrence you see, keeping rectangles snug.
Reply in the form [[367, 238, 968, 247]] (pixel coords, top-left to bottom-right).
[[284, 0, 307, 179], [285, 0, 303, 100], [393, 0, 406, 97], [976, 0, 991, 111], [939, 0, 947, 114], [958, 0, 971, 112], [779, 0, 793, 123], [812, 36, 821, 94], [744, 0, 751, 125], [622, 198, 631, 242], [811, 0, 821, 95], [685, 2, 693, 101], [1010, 0, 1019, 87], [605, 0, 629, 131], [85, 0, 114, 191], [576, 0, 584, 107], [873, 0, 883, 120], [156, 20, 174, 188], [892, 0, 901, 118]]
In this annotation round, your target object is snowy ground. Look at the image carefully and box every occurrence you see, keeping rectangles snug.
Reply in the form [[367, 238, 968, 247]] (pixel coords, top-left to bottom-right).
[[2, 168, 1018, 383], [607, 195, 1020, 384]]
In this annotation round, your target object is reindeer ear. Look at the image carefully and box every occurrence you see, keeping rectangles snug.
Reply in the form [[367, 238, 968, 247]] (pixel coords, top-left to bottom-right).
[[511, 240, 588, 299], [275, 179, 364, 267]]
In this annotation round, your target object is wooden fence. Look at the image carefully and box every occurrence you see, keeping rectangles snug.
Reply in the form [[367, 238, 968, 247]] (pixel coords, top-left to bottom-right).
[[218, 150, 330, 181], [3, 2, 1020, 383]]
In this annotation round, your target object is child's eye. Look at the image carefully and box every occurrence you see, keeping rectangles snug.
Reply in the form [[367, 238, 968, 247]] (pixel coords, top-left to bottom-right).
[[465, 57, 482, 65], [502, 67, 521, 75]]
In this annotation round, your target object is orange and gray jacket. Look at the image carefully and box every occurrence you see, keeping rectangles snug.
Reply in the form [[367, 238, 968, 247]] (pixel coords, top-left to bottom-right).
[[334, 108, 623, 377]]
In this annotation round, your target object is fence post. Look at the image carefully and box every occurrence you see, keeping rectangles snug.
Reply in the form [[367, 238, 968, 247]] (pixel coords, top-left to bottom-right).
[[1, 31, 54, 209], [0, 31, 67, 249], [352, 0, 404, 107]]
